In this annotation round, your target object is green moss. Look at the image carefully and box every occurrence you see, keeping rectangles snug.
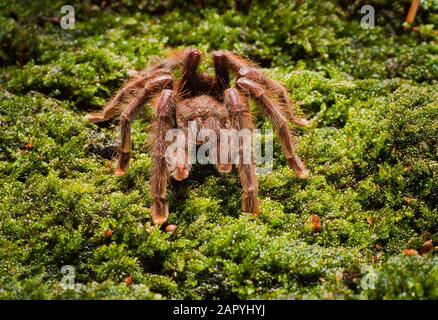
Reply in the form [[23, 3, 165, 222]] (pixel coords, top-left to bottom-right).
[[0, 1, 437, 299], [361, 256, 438, 299]]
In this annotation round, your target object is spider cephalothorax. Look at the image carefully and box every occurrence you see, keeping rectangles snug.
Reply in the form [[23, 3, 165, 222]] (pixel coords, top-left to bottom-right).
[[85, 49, 309, 224]]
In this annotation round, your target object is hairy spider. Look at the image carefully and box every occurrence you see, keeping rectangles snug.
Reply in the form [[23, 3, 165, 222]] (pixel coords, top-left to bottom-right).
[[85, 49, 309, 224]]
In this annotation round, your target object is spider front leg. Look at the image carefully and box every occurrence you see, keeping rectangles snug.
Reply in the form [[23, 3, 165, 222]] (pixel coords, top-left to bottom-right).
[[150, 89, 177, 225], [114, 73, 173, 176], [214, 50, 309, 126], [224, 88, 260, 217], [85, 48, 198, 123], [178, 48, 202, 96], [213, 52, 230, 98], [237, 67, 309, 127], [237, 77, 309, 180], [85, 69, 170, 123]]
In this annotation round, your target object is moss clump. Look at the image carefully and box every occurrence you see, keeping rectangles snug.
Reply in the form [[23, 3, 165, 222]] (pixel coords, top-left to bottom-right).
[[0, 1, 437, 299]]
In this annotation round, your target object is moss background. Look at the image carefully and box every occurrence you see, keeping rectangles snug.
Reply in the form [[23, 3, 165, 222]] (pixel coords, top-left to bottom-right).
[[0, 0, 437, 299]]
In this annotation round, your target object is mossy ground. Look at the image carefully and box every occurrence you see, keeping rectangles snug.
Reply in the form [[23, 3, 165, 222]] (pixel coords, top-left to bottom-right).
[[0, 1, 437, 299]]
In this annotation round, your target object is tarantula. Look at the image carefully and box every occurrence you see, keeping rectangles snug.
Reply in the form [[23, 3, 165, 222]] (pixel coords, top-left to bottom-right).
[[85, 49, 309, 225]]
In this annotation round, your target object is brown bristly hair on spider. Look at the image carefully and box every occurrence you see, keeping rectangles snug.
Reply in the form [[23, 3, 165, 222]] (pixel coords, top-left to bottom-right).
[[85, 48, 310, 225]]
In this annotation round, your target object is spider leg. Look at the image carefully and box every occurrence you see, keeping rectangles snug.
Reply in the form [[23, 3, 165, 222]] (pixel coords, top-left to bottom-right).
[[85, 48, 200, 123], [224, 88, 260, 217], [147, 48, 198, 73], [212, 50, 256, 74], [178, 48, 202, 96], [212, 52, 230, 98], [168, 48, 216, 97], [85, 69, 170, 123], [238, 67, 309, 126], [150, 89, 177, 225], [213, 50, 309, 126], [201, 117, 232, 173], [236, 77, 309, 180], [114, 73, 173, 176]]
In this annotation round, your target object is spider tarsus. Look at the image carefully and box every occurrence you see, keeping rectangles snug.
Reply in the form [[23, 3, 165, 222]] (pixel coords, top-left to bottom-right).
[[213, 52, 231, 95], [172, 165, 190, 181], [291, 117, 310, 127], [287, 156, 310, 180], [114, 167, 127, 177], [217, 163, 233, 173], [186, 47, 201, 57], [151, 199, 169, 225], [183, 48, 201, 70], [243, 190, 260, 217], [84, 113, 104, 123], [115, 151, 131, 176]]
